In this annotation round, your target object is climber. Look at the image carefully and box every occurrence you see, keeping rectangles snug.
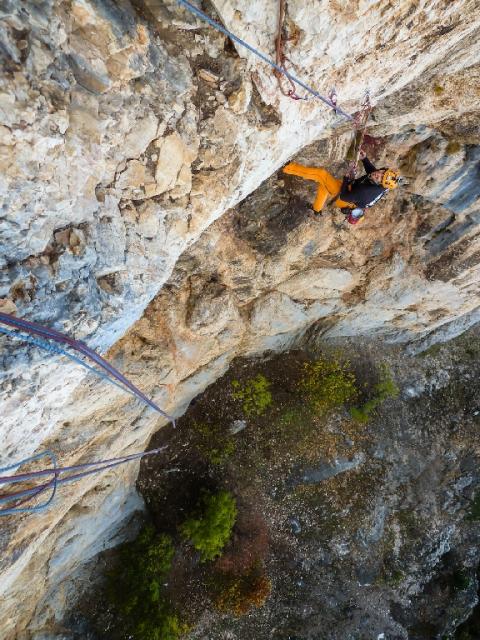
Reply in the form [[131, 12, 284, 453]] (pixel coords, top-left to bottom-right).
[[282, 150, 400, 224]]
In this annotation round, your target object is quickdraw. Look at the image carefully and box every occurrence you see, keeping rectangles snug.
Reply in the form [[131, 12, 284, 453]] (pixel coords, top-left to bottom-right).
[[346, 93, 373, 179], [274, 0, 305, 100]]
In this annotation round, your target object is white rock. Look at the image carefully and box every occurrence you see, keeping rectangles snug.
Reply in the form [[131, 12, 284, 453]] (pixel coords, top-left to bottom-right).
[[277, 268, 355, 300], [250, 292, 308, 335], [155, 132, 190, 195], [123, 113, 158, 159]]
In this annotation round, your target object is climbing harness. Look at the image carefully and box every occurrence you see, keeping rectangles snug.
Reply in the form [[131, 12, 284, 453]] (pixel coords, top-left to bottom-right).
[[0, 312, 175, 423], [176, 0, 354, 121], [273, 0, 304, 100], [0, 446, 168, 516], [346, 94, 373, 179]]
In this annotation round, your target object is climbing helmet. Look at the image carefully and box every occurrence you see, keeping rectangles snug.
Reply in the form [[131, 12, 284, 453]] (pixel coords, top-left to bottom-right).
[[382, 169, 400, 189]]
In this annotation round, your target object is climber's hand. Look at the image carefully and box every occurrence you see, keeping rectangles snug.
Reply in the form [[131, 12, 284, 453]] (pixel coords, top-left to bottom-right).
[[359, 149, 366, 160]]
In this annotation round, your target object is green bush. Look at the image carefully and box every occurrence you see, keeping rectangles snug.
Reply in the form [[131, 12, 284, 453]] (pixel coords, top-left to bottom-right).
[[180, 490, 237, 562], [232, 374, 272, 417], [350, 364, 399, 423], [107, 525, 186, 640], [300, 356, 356, 415]]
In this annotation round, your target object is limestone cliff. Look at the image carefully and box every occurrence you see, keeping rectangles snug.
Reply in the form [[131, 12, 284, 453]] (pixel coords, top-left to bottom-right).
[[0, 0, 479, 637]]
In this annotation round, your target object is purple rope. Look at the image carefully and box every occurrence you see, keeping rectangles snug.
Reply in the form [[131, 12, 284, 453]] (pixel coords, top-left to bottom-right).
[[0, 312, 175, 425], [0, 447, 167, 512]]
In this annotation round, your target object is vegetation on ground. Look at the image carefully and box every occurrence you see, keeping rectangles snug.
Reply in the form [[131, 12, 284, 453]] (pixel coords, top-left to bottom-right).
[[214, 565, 272, 616], [180, 490, 237, 562], [107, 525, 186, 640], [419, 342, 442, 358], [214, 509, 269, 575], [350, 363, 399, 423], [192, 421, 235, 466], [81, 331, 480, 638], [451, 569, 471, 592], [467, 493, 480, 521], [231, 373, 272, 417], [300, 355, 357, 415]]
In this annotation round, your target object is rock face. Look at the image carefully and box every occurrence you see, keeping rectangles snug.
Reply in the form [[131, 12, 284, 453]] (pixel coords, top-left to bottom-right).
[[0, 0, 479, 637]]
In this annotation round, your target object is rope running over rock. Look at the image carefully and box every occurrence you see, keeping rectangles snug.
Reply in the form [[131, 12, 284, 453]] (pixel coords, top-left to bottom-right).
[[176, 0, 354, 121]]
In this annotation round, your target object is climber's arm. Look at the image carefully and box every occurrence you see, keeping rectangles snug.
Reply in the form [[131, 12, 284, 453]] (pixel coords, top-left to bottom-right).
[[339, 175, 354, 201], [361, 156, 377, 174]]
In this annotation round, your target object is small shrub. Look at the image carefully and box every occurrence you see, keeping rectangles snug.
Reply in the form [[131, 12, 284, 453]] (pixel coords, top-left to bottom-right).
[[232, 374, 272, 417], [180, 490, 237, 562], [107, 525, 186, 640], [350, 363, 399, 423], [300, 356, 356, 415], [214, 566, 271, 616], [192, 421, 236, 466]]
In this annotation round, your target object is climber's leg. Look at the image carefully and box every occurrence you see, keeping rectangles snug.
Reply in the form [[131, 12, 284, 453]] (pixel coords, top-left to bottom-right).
[[283, 163, 326, 182], [313, 171, 342, 212], [312, 183, 330, 212], [317, 170, 342, 198], [334, 197, 355, 208], [283, 164, 342, 212]]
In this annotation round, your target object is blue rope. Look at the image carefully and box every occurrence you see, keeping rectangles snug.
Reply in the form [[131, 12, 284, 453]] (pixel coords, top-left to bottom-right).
[[0, 450, 58, 515], [176, 0, 354, 121], [0, 326, 174, 424]]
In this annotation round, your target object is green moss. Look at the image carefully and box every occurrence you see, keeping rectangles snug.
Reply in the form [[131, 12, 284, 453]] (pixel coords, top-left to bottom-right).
[[278, 404, 313, 431], [279, 408, 300, 427], [232, 374, 272, 417], [192, 421, 236, 466], [107, 526, 186, 640], [434, 84, 445, 95], [466, 493, 480, 521], [300, 356, 357, 415], [376, 566, 405, 588], [459, 337, 480, 361], [180, 490, 237, 562], [350, 364, 399, 424], [419, 343, 442, 358], [396, 509, 418, 538]]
